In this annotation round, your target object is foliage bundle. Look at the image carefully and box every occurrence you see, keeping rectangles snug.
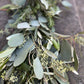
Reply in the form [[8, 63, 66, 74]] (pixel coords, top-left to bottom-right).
[[0, 0, 83, 84]]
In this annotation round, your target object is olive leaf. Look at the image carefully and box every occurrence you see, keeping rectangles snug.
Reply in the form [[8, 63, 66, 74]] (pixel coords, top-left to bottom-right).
[[11, 0, 26, 7], [0, 4, 19, 10], [38, 16, 48, 23], [17, 22, 31, 29], [14, 39, 35, 67], [0, 47, 16, 58], [54, 72, 69, 84], [62, 1, 72, 7], [42, 46, 57, 59], [7, 33, 24, 47], [73, 50, 79, 71], [30, 20, 40, 27], [33, 57, 44, 80], [58, 40, 74, 62]]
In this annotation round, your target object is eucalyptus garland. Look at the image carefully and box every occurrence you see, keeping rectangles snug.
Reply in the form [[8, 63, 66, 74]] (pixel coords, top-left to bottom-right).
[[0, 0, 82, 84]]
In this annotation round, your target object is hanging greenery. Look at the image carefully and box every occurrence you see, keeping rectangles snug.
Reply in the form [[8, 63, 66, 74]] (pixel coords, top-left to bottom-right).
[[0, 0, 83, 84]]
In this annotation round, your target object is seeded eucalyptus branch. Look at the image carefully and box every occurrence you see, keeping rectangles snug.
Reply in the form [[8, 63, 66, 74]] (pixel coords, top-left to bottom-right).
[[0, 0, 83, 84]]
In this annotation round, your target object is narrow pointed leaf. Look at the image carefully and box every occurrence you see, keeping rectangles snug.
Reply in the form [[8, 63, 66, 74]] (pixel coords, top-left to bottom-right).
[[0, 47, 16, 58], [40, 0, 49, 9]]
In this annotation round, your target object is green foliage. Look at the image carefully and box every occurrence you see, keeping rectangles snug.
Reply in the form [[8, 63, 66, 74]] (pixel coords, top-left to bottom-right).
[[0, 0, 80, 84]]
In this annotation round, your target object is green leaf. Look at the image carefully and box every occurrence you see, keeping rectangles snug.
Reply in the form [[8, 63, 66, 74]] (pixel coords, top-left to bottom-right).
[[0, 47, 16, 58], [0, 58, 9, 70], [58, 40, 74, 62], [54, 32, 71, 38], [30, 20, 40, 27], [62, 1, 72, 7], [0, 4, 19, 10], [48, 6, 61, 16], [11, 0, 26, 7], [51, 38, 60, 51], [40, 0, 49, 9], [38, 16, 47, 23], [40, 23, 49, 30], [42, 46, 57, 59], [73, 50, 79, 71], [54, 72, 69, 84], [17, 22, 31, 29], [33, 57, 44, 79], [14, 39, 35, 67], [46, 39, 53, 50], [37, 31, 42, 39], [7, 33, 24, 47]]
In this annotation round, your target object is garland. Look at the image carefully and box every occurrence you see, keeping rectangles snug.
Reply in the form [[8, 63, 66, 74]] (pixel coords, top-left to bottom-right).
[[0, 0, 83, 84]]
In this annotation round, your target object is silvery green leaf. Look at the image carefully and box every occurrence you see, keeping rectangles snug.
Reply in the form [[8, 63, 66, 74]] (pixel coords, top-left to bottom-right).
[[42, 46, 57, 59], [62, 1, 72, 7], [55, 7, 62, 15], [33, 57, 44, 79], [17, 22, 31, 29], [30, 20, 40, 27], [14, 39, 35, 67], [46, 39, 53, 50], [38, 16, 47, 23], [40, 23, 49, 30], [40, 0, 49, 9], [9, 52, 16, 61], [7, 33, 24, 47], [54, 72, 70, 84], [73, 50, 79, 71], [37, 31, 42, 39], [58, 40, 74, 62], [72, 70, 79, 75], [54, 51, 59, 57], [48, 6, 61, 16], [8, 19, 15, 24], [0, 47, 16, 58], [11, 0, 26, 7]]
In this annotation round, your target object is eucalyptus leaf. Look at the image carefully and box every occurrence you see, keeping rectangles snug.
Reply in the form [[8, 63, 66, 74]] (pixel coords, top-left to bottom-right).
[[11, 0, 26, 7], [33, 57, 44, 80], [30, 20, 40, 27], [7, 33, 24, 47], [17, 22, 31, 29], [62, 1, 72, 7], [38, 16, 47, 23], [14, 39, 35, 67], [0, 47, 16, 58]]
